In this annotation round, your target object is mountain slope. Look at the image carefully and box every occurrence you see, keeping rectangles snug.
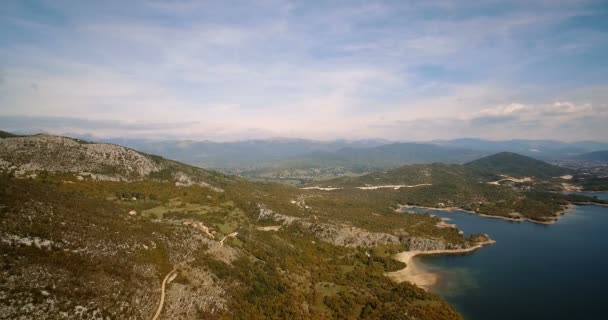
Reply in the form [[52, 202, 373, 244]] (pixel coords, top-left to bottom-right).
[[284, 142, 488, 168], [464, 152, 572, 178], [0, 133, 468, 319]]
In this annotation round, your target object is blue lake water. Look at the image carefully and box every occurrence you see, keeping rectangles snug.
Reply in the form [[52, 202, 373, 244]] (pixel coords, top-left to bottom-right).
[[404, 192, 608, 320]]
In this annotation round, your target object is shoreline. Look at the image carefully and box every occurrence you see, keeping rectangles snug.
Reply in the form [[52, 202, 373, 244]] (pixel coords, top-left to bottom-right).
[[385, 239, 496, 291], [399, 204, 577, 225], [572, 202, 608, 208]]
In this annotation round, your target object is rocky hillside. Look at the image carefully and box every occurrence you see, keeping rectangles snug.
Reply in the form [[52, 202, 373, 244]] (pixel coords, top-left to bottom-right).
[[0, 134, 225, 190], [0, 133, 471, 319]]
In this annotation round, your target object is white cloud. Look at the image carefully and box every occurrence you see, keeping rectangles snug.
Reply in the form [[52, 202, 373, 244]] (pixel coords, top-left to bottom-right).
[[0, 0, 606, 141]]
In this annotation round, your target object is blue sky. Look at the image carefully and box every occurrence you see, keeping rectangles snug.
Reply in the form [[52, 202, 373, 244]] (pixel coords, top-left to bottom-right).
[[1, 0, 607, 141]]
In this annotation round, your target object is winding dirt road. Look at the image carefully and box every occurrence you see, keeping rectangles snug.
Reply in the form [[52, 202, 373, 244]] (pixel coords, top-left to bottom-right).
[[151, 267, 178, 320]]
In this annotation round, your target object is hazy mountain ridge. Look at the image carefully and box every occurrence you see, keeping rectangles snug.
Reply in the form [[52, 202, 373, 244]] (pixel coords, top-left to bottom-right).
[[94, 136, 390, 168], [63, 133, 608, 169], [431, 138, 608, 160], [283, 143, 489, 168]]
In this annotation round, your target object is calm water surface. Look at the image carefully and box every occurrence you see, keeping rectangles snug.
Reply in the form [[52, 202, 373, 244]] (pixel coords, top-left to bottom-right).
[[405, 192, 608, 320]]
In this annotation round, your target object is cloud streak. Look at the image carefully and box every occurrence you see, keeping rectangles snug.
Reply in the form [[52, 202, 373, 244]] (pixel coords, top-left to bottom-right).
[[0, 0, 607, 141]]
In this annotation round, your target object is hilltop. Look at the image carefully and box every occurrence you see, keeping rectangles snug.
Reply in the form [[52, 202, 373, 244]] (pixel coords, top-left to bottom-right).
[[464, 152, 573, 178], [0, 133, 228, 190]]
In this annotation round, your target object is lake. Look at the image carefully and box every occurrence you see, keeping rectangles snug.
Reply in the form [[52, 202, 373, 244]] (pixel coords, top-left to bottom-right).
[[403, 192, 608, 320]]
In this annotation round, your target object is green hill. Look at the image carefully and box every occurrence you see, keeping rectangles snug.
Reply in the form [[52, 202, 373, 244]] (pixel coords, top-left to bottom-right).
[[464, 152, 572, 178], [311, 154, 596, 222]]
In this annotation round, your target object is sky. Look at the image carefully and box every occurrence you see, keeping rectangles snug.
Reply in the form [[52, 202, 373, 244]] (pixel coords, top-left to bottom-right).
[[1, 0, 608, 142]]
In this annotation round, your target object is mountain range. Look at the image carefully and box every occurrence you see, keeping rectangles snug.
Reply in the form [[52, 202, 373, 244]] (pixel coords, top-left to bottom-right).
[[88, 136, 608, 171]]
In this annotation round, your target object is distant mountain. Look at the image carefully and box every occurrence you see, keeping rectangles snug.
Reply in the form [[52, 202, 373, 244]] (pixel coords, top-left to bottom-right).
[[431, 138, 608, 160], [14, 130, 608, 169], [92, 137, 390, 168], [75, 137, 488, 171], [465, 152, 572, 178], [281, 142, 489, 169], [574, 150, 608, 161], [100, 137, 608, 169]]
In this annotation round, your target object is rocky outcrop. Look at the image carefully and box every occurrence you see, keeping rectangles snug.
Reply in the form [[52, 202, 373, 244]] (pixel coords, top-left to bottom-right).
[[0, 134, 223, 191], [0, 135, 160, 179], [405, 237, 450, 251], [258, 205, 302, 225], [404, 236, 484, 251], [301, 222, 402, 248], [174, 171, 224, 192]]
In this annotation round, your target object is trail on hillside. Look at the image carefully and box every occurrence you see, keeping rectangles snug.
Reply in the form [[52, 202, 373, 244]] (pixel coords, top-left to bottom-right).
[[152, 267, 178, 320]]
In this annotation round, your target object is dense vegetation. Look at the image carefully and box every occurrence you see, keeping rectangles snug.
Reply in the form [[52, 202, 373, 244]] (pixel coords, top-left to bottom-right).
[[0, 172, 464, 319], [574, 176, 608, 191]]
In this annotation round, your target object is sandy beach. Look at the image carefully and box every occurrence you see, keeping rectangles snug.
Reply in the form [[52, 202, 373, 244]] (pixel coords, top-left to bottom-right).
[[386, 239, 496, 290]]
